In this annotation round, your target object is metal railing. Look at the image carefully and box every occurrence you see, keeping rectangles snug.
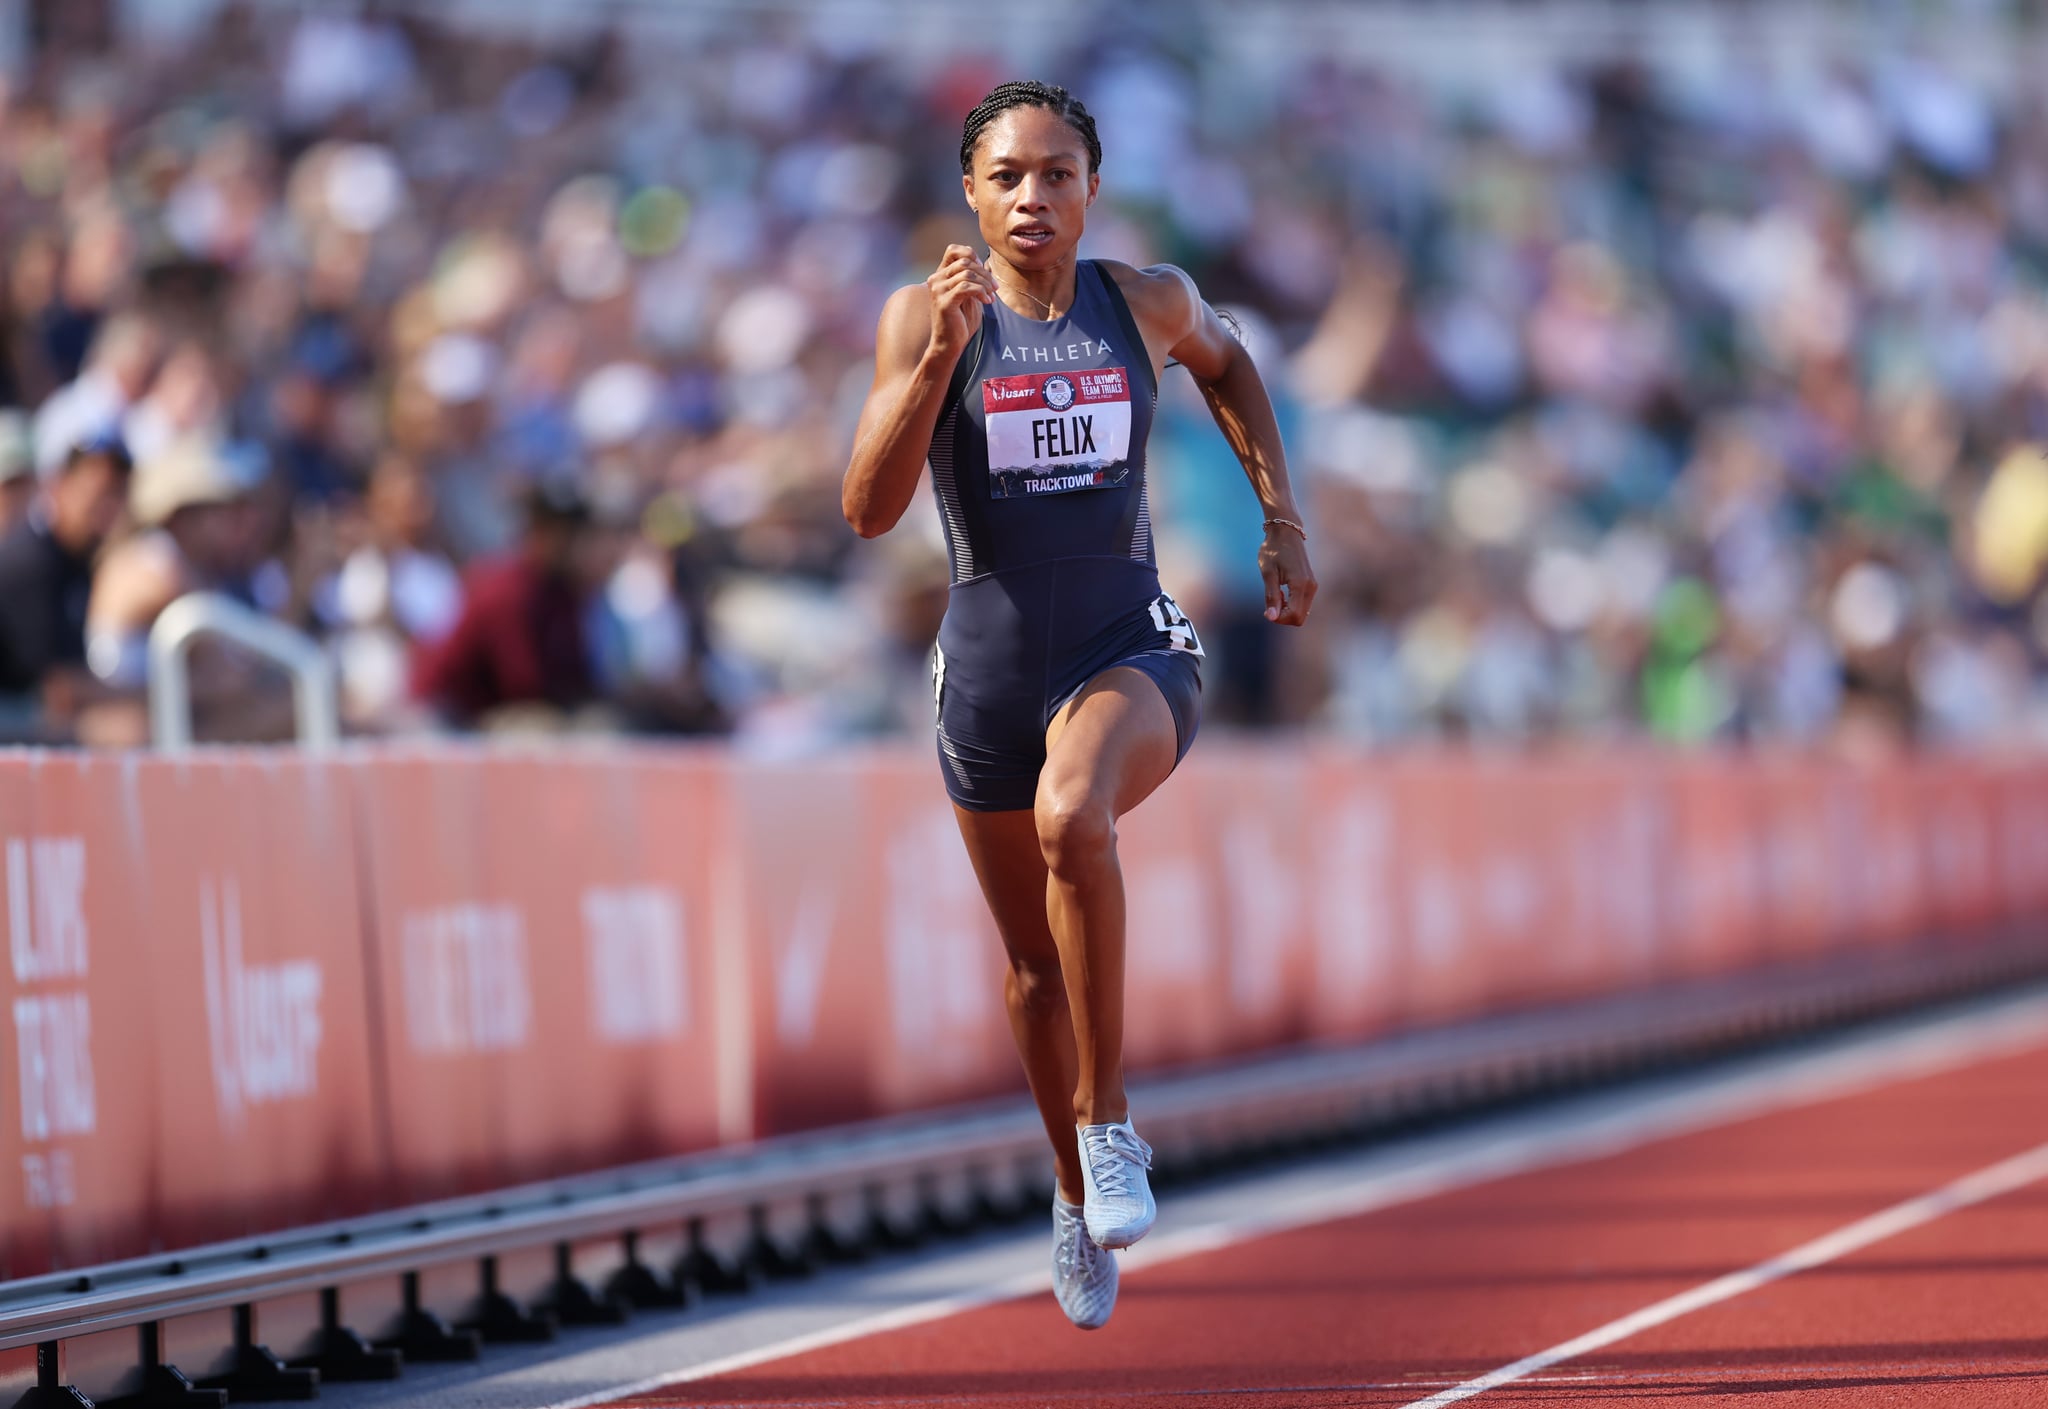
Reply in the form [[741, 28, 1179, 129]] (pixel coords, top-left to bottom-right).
[[147, 592, 340, 752]]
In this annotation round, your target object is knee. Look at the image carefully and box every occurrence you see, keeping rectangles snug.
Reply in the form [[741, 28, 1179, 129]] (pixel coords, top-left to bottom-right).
[[1035, 784, 1115, 880], [1006, 955, 1066, 1020]]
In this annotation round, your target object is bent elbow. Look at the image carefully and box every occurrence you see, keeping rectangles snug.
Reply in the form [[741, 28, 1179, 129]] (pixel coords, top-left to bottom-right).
[[843, 501, 893, 539]]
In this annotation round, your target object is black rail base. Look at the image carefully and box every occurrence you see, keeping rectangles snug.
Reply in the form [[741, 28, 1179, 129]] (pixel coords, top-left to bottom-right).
[[378, 1308, 479, 1364], [605, 1233, 693, 1310], [16, 1344, 92, 1408], [293, 1324, 402, 1382], [294, 1290, 403, 1381], [94, 1326, 226, 1409], [465, 1262, 557, 1345], [100, 1366, 224, 1409], [377, 1277, 481, 1364], [605, 1260, 691, 1311], [195, 1307, 316, 1401], [679, 1221, 755, 1295]]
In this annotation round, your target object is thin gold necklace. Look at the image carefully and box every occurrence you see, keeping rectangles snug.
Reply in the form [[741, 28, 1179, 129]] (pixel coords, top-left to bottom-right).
[[989, 255, 1070, 320]]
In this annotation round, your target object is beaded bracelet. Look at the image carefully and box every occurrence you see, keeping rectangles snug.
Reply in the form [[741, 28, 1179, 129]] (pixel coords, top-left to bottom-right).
[[1263, 516, 1309, 542]]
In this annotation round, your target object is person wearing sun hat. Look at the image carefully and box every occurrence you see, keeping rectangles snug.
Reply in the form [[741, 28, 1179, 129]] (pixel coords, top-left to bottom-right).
[[76, 435, 290, 745]]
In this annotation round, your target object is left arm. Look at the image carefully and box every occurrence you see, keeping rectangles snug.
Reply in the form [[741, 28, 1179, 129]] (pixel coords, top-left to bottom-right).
[[1118, 264, 1317, 627]]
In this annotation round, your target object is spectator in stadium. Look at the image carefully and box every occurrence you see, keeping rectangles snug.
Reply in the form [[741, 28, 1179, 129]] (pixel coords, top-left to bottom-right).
[[318, 454, 464, 732], [412, 480, 598, 729], [0, 434, 133, 741], [79, 434, 289, 745], [121, 339, 229, 469], [2, 3, 2045, 750], [0, 412, 37, 537], [33, 313, 160, 479]]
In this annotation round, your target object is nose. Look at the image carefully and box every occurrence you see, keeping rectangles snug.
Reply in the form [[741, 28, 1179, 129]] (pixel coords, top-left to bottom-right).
[[1014, 175, 1049, 211]]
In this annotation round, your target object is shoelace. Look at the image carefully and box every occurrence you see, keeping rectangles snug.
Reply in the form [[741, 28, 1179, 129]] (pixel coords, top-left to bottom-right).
[[1054, 1208, 1106, 1280], [1083, 1124, 1154, 1199]]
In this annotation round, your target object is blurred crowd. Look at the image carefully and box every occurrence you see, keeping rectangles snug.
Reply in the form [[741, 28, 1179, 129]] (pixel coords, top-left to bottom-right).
[[0, 1, 2045, 751]]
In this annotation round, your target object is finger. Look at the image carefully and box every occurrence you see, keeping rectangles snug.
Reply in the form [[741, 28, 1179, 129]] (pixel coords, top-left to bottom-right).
[[1280, 577, 1318, 627], [1261, 561, 1283, 623], [937, 273, 994, 306]]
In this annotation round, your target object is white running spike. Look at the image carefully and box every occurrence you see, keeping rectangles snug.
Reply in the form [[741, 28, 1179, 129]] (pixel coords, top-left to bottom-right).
[[1078, 1117, 1157, 1249], [1050, 1196, 1118, 1329]]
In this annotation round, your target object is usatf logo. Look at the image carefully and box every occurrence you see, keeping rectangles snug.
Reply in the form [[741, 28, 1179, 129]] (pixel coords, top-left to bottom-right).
[[201, 876, 324, 1130], [1043, 375, 1075, 411]]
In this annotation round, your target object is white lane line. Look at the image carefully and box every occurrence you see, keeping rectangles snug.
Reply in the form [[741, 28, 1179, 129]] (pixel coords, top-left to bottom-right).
[[1399, 1137, 2048, 1408], [535, 992, 2048, 1409]]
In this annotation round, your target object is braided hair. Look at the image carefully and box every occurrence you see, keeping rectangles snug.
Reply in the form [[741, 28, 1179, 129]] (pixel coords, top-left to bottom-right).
[[959, 81, 1102, 175]]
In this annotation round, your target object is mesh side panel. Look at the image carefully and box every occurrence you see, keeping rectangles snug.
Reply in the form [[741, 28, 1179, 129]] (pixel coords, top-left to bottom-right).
[[928, 404, 974, 583]]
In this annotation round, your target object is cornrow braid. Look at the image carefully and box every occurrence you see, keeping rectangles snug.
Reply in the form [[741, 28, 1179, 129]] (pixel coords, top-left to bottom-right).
[[959, 80, 1102, 175]]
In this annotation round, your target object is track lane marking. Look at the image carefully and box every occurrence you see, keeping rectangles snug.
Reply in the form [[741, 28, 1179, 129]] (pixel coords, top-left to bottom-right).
[[1399, 1137, 2048, 1407], [536, 992, 2048, 1409]]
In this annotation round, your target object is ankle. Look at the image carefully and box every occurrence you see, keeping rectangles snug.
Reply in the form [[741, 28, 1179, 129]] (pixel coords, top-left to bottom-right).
[[1074, 1098, 1130, 1128]]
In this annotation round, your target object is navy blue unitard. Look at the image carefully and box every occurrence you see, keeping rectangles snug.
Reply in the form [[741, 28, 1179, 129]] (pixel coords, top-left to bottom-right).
[[926, 260, 1203, 813]]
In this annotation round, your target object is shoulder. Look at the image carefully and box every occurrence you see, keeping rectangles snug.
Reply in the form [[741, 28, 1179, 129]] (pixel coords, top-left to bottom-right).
[[1093, 260, 1203, 338], [873, 282, 937, 364], [97, 530, 177, 581], [878, 282, 936, 335], [88, 533, 185, 630], [461, 555, 536, 608], [881, 281, 935, 317]]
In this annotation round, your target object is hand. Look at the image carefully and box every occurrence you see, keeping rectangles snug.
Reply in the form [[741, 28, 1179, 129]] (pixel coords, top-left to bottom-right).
[[1259, 523, 1317, 626], [925, 244, 996, 359]]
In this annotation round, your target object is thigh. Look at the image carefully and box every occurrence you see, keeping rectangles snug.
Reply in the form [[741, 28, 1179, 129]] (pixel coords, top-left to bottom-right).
[[1041, 667, 1181, 820], [936, 646, 1045, 815], [952, 805, 1058, 964]]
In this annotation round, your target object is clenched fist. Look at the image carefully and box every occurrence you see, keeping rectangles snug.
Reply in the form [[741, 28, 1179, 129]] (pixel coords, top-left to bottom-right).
[[926, 244, 998, 360]]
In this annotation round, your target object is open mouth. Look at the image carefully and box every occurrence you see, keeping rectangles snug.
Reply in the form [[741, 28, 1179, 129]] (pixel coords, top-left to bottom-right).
[[1010, 224, 1054, 249]]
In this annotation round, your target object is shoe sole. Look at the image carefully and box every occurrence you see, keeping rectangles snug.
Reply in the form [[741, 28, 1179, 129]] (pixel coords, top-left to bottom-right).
[[1055, 1262, 1118, 1327], [1086, 1215, 1154, 1250]]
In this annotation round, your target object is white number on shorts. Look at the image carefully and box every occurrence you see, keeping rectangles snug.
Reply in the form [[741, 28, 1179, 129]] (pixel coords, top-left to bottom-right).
[[1148, 595, 1205, 656]]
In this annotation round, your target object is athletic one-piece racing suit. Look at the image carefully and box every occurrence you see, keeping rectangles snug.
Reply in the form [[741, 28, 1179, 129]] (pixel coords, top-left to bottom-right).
[[925, 259, 1203, 813]]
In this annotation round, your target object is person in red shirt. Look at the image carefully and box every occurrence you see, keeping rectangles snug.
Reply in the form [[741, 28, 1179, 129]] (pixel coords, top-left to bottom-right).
[[413, 481, 596, 727]]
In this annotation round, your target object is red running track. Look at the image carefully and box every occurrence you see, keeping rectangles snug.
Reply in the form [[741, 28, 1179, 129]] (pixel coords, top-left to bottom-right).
[[600, 1039, 2048, 1407]]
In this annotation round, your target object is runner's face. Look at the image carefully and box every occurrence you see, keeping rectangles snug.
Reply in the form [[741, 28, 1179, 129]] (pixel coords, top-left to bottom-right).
[[963, 107, 1097, 270]]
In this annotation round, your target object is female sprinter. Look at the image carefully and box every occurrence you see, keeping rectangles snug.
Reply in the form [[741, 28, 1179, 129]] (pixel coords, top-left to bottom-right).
[[843, 81, 1315, 1329]]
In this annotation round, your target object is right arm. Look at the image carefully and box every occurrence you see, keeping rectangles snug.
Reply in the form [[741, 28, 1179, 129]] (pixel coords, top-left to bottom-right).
[[842, 245, 995, 538]]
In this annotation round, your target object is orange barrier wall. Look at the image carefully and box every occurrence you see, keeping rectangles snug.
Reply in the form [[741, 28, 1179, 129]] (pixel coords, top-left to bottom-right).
[[0, 744, 2040, 1275], [0, 753, 384, 1278], [349, 749, 728, 1204]]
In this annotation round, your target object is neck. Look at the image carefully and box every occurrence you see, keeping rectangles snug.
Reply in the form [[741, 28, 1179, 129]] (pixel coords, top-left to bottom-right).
[[989, 250, 1079, 321]]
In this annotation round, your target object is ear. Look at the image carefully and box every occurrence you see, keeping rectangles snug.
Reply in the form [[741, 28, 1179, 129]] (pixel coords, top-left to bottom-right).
[[1085, 171, 1100, 207], [962, 172, 977, 212]]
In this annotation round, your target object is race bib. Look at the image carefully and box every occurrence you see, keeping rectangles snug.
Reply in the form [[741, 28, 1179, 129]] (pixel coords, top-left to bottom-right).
[[982, 367, 1134, 499]]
